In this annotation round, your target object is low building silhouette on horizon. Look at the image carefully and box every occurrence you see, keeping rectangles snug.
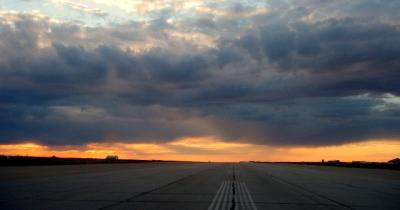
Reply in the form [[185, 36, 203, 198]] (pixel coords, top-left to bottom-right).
[[388, 158, 400, 165], [105, 155, 119, 161]]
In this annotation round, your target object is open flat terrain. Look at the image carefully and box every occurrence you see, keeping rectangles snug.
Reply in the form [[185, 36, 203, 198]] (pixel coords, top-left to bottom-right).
[[1, 162, 399, 210]]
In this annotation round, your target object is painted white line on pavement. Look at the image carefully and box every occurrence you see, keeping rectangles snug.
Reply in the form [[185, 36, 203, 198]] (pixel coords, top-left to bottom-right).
[[208, 180, 257, 210], [241, 182, 257, 210], [209, 181, 227, 210]]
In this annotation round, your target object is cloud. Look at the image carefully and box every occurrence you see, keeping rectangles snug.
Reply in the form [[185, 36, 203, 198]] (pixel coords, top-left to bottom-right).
[[52, 0, 108, 17], [0, 1, 400, 146], [2, 139, 400, 162]]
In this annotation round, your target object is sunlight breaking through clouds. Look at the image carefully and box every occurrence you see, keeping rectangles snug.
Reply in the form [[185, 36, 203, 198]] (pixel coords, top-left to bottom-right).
[[1, 139, 400, 162]]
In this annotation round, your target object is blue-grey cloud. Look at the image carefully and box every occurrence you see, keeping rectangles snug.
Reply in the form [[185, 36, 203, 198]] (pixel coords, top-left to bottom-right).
[[0, 0, 400, 146]]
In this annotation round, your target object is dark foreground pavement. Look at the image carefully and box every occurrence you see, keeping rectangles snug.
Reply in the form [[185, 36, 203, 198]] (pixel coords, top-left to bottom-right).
[[1, 162, 399, 210]]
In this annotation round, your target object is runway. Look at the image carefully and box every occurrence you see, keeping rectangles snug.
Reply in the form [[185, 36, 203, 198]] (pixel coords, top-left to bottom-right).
[[0, 162, 399, 210]]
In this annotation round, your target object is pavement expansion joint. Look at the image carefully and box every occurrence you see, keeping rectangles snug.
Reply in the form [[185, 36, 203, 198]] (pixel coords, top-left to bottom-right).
[[38, 199, 121, 202], [98, 164, 218, 210], [129, 200, 212, 204]]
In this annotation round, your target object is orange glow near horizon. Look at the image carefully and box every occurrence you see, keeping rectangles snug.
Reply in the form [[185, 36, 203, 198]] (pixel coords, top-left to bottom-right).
[[0, 137, 399, 162]]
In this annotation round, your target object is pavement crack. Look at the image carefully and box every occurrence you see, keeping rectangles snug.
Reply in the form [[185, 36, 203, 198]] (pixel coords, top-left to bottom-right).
[[247, 164, 355, 210], [99, 165, 218, 210], [230, 164, 236, 210]]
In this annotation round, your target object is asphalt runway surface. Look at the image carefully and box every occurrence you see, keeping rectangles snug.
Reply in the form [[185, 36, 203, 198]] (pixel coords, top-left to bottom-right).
[[1, 162, 399, 210]]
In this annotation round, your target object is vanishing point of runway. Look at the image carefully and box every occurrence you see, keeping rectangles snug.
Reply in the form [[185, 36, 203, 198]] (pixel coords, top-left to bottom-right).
[[1, 162, 399, 210]]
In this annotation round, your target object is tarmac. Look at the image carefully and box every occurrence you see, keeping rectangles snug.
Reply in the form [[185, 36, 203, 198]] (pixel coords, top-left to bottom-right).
[[1, 162, 399, 209]]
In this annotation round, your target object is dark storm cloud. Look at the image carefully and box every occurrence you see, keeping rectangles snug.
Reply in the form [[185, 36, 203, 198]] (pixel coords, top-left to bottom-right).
[[200, 96, 400, 146], [234, 18, 400, 97], [1, 0, 400, 146]]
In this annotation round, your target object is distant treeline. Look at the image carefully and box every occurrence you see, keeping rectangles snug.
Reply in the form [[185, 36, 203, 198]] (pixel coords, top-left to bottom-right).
[[0, 155, 186, 166], [252, 161, 400, 170]]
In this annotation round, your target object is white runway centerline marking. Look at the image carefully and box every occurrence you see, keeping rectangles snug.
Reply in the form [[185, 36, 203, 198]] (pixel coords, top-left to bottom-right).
[[208, 181, 257, 210]]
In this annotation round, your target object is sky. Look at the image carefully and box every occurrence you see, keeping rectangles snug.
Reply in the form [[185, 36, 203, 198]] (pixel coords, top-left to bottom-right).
[[0, 0, 400, 162]]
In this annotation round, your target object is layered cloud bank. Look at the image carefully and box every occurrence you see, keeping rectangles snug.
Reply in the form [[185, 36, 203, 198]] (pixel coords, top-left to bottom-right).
[[1, 0, 400, 148]]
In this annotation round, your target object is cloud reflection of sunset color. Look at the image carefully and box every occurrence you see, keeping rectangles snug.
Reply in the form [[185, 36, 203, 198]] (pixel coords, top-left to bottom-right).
[[1, 138, 399, 162]]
